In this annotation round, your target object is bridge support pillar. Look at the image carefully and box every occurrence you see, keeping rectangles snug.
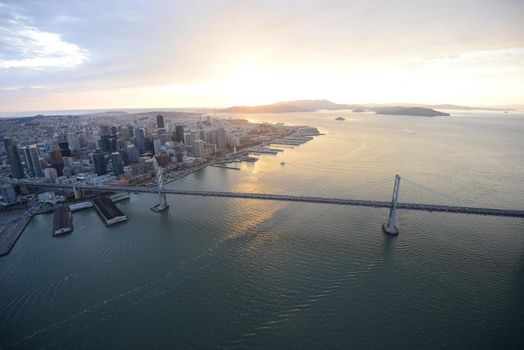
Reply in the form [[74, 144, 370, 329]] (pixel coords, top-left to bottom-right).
[[73, 182, 84, 200], [151, 162, 169, 213], [383, 175, 401, 235]]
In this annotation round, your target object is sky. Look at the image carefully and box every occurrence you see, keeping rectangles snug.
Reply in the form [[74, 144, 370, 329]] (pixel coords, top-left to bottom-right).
[[0, 0, 523, 112]]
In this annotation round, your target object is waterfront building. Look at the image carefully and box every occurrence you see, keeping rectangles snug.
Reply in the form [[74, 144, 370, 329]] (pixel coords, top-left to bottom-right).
[[0, 183, 17, 204], [22, 145, 44, 178], [111, 152, 124, 176], [91, 149, 107, 176], [38, 192, 65, 205], [2, 138, 25, 179]]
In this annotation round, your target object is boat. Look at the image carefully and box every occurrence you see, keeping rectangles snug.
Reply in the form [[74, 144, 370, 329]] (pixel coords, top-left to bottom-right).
[[335, 116, 345, 121]]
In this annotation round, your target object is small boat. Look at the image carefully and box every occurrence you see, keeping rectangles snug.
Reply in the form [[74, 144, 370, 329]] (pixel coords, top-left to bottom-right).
[[335, 116, 345, 121]]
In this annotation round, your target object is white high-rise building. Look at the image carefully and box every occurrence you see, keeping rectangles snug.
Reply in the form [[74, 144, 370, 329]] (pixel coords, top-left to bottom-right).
[[192, 140, 205, 157], [44, 167, 58, 182]]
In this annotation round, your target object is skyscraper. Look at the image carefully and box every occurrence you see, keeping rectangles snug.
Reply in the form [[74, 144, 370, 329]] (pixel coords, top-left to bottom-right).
[[135, 128, 146, 155], [125, 144, 139, 164], [67, 132, 81, 152], [49, 147, 63, 176], [156, 114, 165, 129], [175, 125, 184, 143], [192, 139, 205, 157], [217, 128, 227, 150], [58, 141, 71, 157], [22, 145, 43, 178], [2, 138, 25, 179], [100, 134, 117, 153], [43, 167, 58, 183], [91, 150, 107, 176], [110, 152, 124, 176]]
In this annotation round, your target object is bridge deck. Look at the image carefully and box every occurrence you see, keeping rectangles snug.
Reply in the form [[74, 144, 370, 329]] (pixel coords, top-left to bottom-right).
[[15, 182, 524, 218]]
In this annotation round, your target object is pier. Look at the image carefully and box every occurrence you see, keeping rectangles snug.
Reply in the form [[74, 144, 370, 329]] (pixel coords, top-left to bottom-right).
[[53, 205, 73, 236], [70, 201, 93, 211], [91, 196, 127, 225]]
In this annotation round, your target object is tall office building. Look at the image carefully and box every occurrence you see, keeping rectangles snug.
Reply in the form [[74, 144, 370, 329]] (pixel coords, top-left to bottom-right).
[[153, 135, 162, 155], [100, 125, 111, 135], [58, 141, 71, 157], [3, 138, 25, 179], [175, 125, 184, 143], [44, 167, 58, 183], [110, 152, 124, 176], [135, 128, 146, 155], [125, 144, 139, 164], [217, 128, 227, 150], [156, 114, 165, 129], [91, 150, 107, 176], [192, 140, 205, 157], [100, 134, 117, 153], [49, 147, 63, 176], [67, 132, 81, 152], [23, 145, 44, 178]]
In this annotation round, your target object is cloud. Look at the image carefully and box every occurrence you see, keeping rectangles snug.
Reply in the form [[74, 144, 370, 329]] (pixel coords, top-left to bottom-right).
[[0, 3, 89, 69]]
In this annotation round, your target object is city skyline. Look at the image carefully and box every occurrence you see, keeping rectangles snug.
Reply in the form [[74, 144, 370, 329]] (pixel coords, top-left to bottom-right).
[[1, 0, 524, 113]]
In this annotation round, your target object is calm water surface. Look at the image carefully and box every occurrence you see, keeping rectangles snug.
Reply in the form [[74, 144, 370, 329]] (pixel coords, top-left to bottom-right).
[[1, 110, 523, 349]]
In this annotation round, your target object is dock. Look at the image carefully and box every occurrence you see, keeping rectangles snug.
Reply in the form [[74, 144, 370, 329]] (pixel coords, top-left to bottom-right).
[[212, 165, 241, 170], [91, 196, 127, 226], [109, 193, 130, 202], [0, 212, 32, 257], [53, 205, 73, 236], [70, 201, 93, 211]]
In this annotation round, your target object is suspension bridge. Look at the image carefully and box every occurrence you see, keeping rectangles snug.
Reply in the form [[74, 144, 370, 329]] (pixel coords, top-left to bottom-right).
[[7, 175, 524, 235]]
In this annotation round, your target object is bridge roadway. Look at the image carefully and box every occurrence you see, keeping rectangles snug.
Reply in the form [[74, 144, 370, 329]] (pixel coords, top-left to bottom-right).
[[17, 181, 524, 218]]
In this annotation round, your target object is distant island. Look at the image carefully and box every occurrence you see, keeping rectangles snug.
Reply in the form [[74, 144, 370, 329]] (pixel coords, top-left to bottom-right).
[[221, 99, 514, 116], [374, 107, 450, 117], [222, 99, 360, 113], [222, 99, 450, 116]]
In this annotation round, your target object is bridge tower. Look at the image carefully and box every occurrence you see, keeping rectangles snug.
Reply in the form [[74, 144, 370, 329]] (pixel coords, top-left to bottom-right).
[[151, 155, 170, 213], [72, 181, 83, 200], [383, 175, 401, 235]]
